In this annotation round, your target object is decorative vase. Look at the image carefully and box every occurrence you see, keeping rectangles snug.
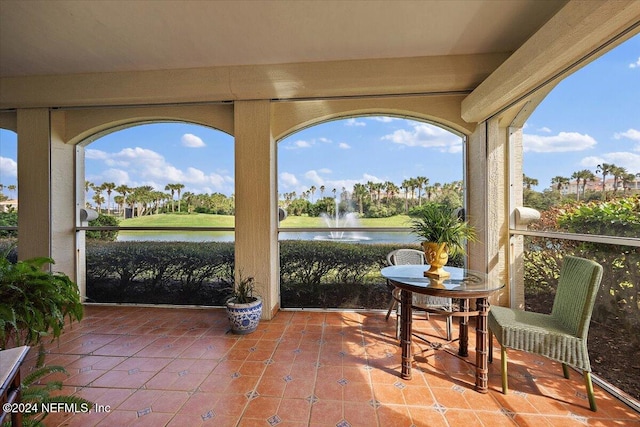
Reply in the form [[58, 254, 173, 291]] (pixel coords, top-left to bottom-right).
[[226, 297, 263, 334], [422, 242, 451, 278]]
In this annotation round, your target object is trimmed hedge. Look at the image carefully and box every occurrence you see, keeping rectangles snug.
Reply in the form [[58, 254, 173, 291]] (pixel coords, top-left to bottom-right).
[[84, 240, 464, 309], [86, 241, 235, 305]]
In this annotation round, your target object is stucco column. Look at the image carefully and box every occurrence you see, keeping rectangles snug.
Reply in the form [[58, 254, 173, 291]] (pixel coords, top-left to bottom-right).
[[50, 111, 76, 280], [16, 109, 76, 280], [234, 100, 279, 319], [16, 109, 52, 262], [467, 119, 509, 306], [509, 126, 525, 309]]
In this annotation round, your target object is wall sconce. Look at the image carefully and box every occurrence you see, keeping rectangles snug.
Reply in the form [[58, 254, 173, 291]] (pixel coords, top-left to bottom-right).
[[79, 208, 98, 223], [514, 206, 540, 227]]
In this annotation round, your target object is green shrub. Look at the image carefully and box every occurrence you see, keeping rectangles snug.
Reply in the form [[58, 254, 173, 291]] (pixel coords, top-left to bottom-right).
[[85, 240, 466, 309], [86, 213, 119, 241], [0, 211, 17, 238]]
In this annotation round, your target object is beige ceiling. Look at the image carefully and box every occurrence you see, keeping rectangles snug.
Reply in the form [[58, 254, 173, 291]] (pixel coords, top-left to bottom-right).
[[0, 0, 565, 78]]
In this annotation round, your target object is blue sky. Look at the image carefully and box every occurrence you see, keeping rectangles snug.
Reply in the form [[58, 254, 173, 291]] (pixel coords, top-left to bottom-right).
[[0, 34, 638, 198]]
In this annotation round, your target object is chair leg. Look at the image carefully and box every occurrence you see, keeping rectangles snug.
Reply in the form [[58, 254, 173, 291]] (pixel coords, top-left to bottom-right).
[[488, 330, 493, 363], [445, 315, 452, 342], [501, 346, 508, 394], [385, 289, 398, 321], [584, 371, 597, 411], [562, 363, 570, 379]]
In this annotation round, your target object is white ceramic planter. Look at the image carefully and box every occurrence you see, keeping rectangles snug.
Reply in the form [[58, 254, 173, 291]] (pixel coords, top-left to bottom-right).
[[225, 297, 263, 334]]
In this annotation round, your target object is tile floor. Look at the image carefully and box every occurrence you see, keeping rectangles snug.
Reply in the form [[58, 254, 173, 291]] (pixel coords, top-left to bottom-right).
[[20, 305, 639, 426]]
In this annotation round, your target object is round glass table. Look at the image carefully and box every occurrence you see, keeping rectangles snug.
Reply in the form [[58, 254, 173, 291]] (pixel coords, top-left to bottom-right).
[[381, 264, 504, 393]]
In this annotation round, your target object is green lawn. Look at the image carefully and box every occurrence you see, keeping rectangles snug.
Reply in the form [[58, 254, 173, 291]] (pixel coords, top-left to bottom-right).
[[119, 213, 412, 228]]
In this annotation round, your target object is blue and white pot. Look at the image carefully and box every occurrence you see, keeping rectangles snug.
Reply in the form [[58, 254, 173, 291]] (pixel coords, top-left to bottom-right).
[[225, 297, 263, 334]]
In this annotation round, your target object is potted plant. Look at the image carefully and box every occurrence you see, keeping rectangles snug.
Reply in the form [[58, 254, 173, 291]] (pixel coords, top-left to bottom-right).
[[224, 272, 262, 334], [409, 203, 476, 278], [0, 253, 91, 424]]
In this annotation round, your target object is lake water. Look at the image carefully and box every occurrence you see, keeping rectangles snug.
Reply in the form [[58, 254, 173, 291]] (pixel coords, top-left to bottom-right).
[[118, 230, 417, 244]]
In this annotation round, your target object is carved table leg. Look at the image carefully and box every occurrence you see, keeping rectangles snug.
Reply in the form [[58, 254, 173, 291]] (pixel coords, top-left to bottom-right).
[[400, 289, 412, 379], [458, 298, 469, 357], [475, 297, 489, 393]]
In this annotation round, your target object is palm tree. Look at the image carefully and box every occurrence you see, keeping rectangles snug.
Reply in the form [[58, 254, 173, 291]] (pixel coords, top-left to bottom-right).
[[523, 174, 538, 190], [92, 193, 104, 212], [7, 184, 17, 199], [400, 179, 411, 211], [571, 169, 595, 200], [596, 162, 614, 197], [84, 180, 93, 201], [551, 176, 569, 192], [100, 182, 116, 214], [385, 182, 399, 205], [415, 176, 428, 205], [164, 184, 176, 212], [115, 184, 131, 217], [182, 191, 195, 213], [621, 173, 637, 193], [174, 183, 185, 212], [353, 183, 368, 214], [91, 184, 103, 211], [309, 185, 316, 202], [113, 195, 124, 215], [611, 166, 627, 194], [319, 185, 326, 198]]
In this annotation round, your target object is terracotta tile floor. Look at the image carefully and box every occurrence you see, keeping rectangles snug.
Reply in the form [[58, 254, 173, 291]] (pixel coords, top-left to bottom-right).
[[23, 305, 638, 426]]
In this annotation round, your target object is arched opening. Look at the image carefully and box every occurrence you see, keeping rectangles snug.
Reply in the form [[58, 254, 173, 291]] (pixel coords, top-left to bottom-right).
[[277, 115, 466, 309], [80, 122, 236, 307], [513, 34, 640, 403], [0, 129, 18, 256]]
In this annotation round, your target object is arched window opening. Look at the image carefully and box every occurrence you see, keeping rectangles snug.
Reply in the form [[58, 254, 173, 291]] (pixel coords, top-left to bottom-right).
[[514, 34, 640, 404], [277, 115, 466, 310], [81, 122, 235, 307], [0, 129, 18, 257]]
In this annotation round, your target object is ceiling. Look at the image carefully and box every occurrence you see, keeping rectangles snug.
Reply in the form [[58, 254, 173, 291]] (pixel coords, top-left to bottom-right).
[[0, 0, 566, 78]]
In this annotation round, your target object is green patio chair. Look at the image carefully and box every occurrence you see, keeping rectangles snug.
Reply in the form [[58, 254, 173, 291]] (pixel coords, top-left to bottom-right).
[[488, 255, 603, 411]]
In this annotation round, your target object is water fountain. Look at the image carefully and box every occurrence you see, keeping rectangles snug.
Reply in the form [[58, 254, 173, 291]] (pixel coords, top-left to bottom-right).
[[314, 198, 371, 242]]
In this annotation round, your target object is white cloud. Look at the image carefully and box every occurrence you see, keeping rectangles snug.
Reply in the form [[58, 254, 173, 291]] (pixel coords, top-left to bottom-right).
[[382, 123, 461, 153], [362, 173, 383, 183], [0, 157, 17, 178], [279, 172, 299, 188], [368, 116, 397, 123], [538, 127, 552, 133], [86, 146, 233, 194], [338, 142, 351, 149], [523, 132, 596, 153], [580, 152, 640, 174], [181, 133, 206, 148], [85, 149, 109, 160], [101, 168, 130, 184], [629, 57, 640, 68], [345, 118, 366, 127], [304, 170, 324, 185], [614, 128, 640, 143], [285, 140, 312, 149]]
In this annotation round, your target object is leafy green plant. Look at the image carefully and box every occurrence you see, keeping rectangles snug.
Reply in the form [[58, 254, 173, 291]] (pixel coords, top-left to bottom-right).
[[226, 272, 257, 304], [0, 253, 88, 426], [13, 363, 93, 427], [409, 203, 476, 255], [0, 255, 83, 350]]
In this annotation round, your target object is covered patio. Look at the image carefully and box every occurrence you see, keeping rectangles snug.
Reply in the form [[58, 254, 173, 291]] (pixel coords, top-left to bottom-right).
[[2, 1, 640, 425], [31, 305, 637, 426]]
